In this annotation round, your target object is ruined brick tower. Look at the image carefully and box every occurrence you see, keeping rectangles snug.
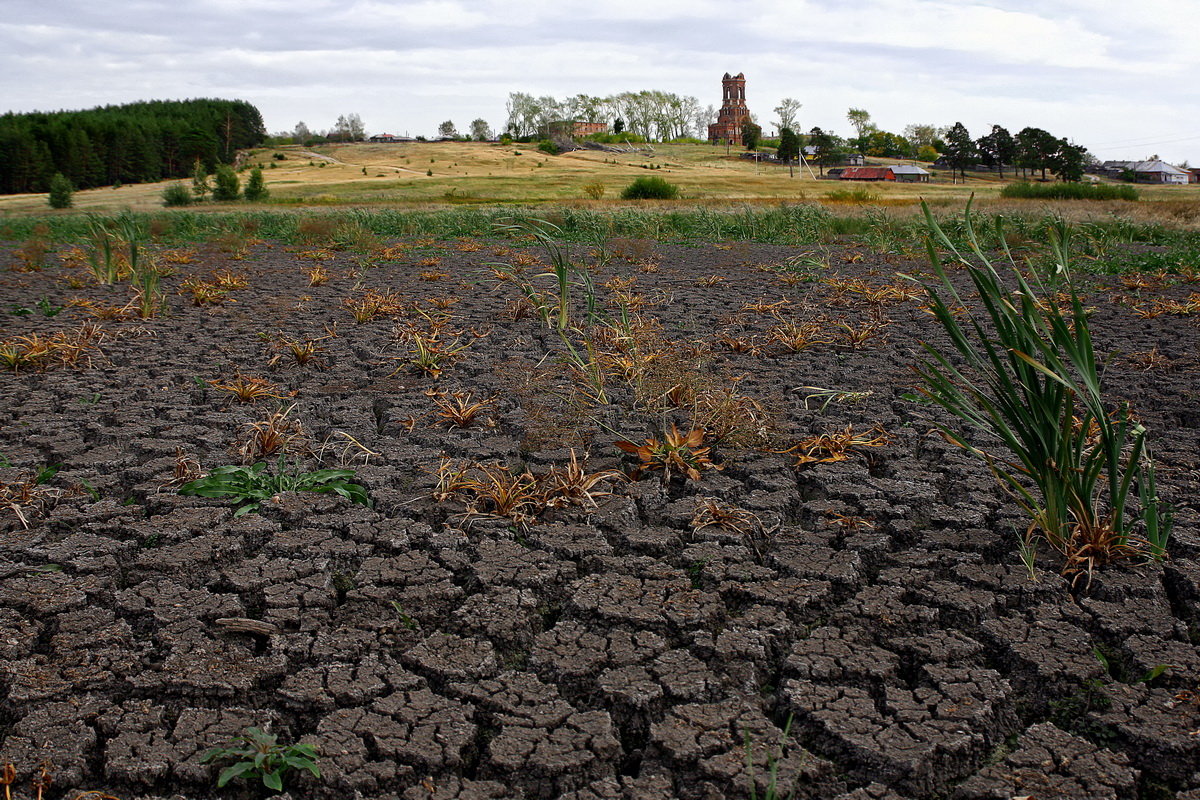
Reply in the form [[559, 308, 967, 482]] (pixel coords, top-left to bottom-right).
[[708, 72, 751, 144]]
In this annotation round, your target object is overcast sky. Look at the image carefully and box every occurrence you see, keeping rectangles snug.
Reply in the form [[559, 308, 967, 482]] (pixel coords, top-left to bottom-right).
[[4, 0, 1199, 163]]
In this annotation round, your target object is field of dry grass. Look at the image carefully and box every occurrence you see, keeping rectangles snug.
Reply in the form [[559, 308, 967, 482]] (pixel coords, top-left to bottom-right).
[[0, 142, 1197, 220]]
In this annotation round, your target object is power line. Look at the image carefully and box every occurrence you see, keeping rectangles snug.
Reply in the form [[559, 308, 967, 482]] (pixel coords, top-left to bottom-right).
[[1090, 132, 1200, 149]]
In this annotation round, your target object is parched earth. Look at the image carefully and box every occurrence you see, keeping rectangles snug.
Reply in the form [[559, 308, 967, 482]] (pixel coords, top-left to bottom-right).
[[1, 232, 1199, 800]]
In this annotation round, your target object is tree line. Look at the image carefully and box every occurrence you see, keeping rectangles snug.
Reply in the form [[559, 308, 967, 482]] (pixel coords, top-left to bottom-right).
[[505, 92, 711, 142], [837, 110, 1089, 181], [0, 99, 266, 195]]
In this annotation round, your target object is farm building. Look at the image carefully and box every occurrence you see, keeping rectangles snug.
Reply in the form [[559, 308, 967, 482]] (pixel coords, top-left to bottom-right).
[[1189, 168, 1200, 184], [890, 164, 930, 182], [1133, 160, 1190, 184], [839, 167, 896, 181], [368, 133, 414, 143]]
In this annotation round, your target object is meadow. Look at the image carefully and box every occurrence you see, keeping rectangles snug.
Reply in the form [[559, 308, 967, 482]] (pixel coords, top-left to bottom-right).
[[2, 141, 1199, 215]]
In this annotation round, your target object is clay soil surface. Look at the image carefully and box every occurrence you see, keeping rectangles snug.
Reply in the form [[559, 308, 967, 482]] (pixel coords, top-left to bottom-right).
[[1, 233, 1199, 800]]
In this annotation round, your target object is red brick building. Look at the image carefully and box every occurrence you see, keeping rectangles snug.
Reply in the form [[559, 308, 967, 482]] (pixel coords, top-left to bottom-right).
[[708, 72, 751, 144], [540, 120, 609, 138]]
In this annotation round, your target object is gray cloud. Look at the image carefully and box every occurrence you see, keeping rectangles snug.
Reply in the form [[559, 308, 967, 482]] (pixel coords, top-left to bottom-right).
[[3, 0, 1198, 162]]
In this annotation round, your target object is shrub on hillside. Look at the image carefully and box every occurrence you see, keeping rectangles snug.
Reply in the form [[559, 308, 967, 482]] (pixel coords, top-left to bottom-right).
[[48, 173, 73, 209], [212, 166, 241, 201], [1001, 181, 1139, 201], [537, 140, 560, 155], [162, 182, 193, 206], [621, 176, 680, 200], [244, 167, 269, 201]]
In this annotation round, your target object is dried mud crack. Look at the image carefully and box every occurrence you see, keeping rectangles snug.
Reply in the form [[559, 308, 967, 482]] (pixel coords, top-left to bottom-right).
[[1, 234, 1198, 800]]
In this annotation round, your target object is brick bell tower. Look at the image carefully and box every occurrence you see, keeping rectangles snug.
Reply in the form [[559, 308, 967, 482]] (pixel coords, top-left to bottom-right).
[[708, 72, 750, 144]]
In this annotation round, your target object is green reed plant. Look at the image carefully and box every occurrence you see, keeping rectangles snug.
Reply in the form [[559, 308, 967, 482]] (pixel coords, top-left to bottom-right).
[[116, 213, 166, 317], [907, 199, 1170, 580], [84, 215, 119, 284], [493, 219, 600, 330]]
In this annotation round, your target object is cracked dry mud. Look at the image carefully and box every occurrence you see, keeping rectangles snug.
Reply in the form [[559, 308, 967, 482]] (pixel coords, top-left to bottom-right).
[[1, 233, 1198, 800]]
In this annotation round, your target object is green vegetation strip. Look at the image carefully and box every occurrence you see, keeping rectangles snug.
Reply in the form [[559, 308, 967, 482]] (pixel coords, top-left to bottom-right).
[[4, 205, 1197, 252]]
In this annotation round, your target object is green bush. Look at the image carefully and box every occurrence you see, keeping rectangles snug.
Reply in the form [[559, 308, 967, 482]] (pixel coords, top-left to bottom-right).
[[48, 173, 73, 209], [162, 182, 193, 207], [1001, 181, 1139, 201], [621, 176, 680, 200], [537, 140, 560, 155], [212, 166, 240, 201], [243, 167, 269, 202]]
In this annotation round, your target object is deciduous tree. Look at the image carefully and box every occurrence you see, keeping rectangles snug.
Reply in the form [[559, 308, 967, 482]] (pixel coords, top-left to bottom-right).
[[942, 122, 977, 182], [903, 123, 939, 150], [846, 108, 873, 138], [469, 118, 492, 141], [808, 127, 840, 175], [742, 120, 762, 150], [1050, 140, 1089, 182], [1015, 127, 1059, 180], [777, 127, 801, 176], [773, 98, 802, 133], [976, 125, 1016, 179]]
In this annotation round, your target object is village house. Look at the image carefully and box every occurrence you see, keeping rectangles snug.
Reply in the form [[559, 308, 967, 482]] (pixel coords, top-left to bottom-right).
[[890, 164, 931, 182], [1099, 159, 1191, 184], [1133, 160, 1190, 184]]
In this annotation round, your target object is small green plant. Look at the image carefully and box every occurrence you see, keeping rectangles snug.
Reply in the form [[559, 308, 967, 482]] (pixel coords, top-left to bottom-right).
[[35, 297, 63, 318], [200, 726, 319, 793], [744, 714, 797, 800], [390, 600, 419, 630], [621, 175, 680, 200], [178, 458, 372, 516]]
